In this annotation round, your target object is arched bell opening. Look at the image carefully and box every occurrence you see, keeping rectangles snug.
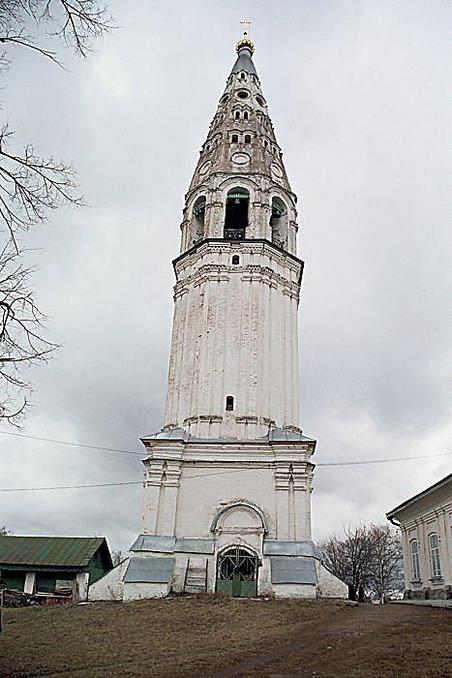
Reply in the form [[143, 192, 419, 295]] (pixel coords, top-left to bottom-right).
[[224, 188, 249, 240], [270, 196, 288, 249], [216, 545, 258, 597], [191, 196, 206, 245]]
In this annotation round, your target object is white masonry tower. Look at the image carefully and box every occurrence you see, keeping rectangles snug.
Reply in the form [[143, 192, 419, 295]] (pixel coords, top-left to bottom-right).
[[89, 32, 348, 601]]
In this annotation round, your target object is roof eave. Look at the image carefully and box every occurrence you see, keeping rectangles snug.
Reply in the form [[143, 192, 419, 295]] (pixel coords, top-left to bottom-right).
[[386, 473, 452, 519]]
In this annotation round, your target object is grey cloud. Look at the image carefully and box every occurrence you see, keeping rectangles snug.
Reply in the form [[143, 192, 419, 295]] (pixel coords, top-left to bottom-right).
[[1, 1, 449, 551]]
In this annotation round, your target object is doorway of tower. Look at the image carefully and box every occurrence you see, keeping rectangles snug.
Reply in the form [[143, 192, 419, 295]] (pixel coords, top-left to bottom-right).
[[216, 546, 258, 597]]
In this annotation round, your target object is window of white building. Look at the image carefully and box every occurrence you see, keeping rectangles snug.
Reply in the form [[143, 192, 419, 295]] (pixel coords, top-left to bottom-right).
[[428, 533, 442, 577], [410, 539, 420, 580]]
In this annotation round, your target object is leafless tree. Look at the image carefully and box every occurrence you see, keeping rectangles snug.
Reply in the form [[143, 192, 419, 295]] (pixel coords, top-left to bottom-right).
[[367, 524, 403, 603], [320, 523, 403, 602], [321, 525, 374, 601], [0, 1, 113, 424]]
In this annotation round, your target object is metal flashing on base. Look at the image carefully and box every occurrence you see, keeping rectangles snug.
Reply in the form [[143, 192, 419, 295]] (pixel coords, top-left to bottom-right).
[[124, 557, 175, 584], [130, 535, 215, 555], [175, 538, 215, 554], [264, 540, 321, 559], [270, 556, 317, 585], [129, 535, 176, 553]]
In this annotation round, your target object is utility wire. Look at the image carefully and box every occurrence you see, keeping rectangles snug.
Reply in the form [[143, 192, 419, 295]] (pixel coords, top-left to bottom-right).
[[0, 481, 141, 492], [0, 430, 142, 456], [317, 451, 452, 467], [0, 451, 450, 492]]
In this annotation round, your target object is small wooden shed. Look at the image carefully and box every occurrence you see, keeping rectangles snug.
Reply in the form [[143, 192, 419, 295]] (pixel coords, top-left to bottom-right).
[[0, 535, 113, 602]]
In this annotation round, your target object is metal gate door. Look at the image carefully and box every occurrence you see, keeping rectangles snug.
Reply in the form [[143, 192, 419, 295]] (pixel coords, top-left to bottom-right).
[[216, 546, 258, 597]]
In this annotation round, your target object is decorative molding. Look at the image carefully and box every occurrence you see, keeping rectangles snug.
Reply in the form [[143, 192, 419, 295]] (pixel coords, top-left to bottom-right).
[[210, 500, 269, 534]]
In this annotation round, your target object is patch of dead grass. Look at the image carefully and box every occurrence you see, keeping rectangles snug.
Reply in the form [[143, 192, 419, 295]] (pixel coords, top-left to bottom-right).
[[0, 597, 449, 677]]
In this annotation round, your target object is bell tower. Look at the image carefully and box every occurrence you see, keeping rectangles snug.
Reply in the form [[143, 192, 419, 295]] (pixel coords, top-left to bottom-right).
[[125, 33, 347, 601], [164, 34, 302, 442]]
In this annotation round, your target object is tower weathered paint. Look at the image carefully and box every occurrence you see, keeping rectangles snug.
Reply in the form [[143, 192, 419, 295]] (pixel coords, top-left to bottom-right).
[[89, 35, 348, 602]]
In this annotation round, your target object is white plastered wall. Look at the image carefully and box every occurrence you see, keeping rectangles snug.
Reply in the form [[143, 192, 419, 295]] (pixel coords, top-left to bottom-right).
[[316, 563, 348, 599], [396, 482, 452, 596], [142, 443, 315, 546], [175, 464, 275, 539], [89, 559, 129, 601], [272, 583, 317, 599], [123, 582, 169, 601], [164, 241, 302, 439]]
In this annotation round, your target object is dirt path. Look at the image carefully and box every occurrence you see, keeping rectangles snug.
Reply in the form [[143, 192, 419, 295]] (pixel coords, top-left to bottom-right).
[[211, 603, 451, 677]]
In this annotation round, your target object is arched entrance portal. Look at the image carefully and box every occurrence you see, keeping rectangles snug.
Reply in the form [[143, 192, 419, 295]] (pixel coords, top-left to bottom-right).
[[216, 546, 258, 597]]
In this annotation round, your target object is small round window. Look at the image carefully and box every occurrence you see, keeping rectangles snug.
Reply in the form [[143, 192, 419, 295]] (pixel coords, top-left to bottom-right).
[[237, 90, 250, 99], [256, 95, 266, 107]]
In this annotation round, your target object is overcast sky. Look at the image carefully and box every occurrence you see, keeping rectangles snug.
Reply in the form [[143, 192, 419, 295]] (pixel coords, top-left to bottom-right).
[[1, 1, 450, 552]]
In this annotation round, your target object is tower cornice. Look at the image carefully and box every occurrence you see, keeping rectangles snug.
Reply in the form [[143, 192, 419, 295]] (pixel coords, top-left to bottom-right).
[[172, 237, 304, 277]]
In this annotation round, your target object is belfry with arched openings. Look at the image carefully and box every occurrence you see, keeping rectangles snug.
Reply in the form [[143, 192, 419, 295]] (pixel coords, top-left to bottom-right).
[[89, 32, 347, 602]]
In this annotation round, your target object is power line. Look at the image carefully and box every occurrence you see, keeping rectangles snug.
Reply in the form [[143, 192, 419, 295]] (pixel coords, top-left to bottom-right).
[[0, 480, 142, 492], [317, 451, 452, 467], [181, 451, 452, 476], [0, 450, 450, 492], [0, 430, 142, 457]]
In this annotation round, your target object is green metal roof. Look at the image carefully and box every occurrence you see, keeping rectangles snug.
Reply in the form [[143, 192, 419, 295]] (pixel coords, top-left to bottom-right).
[[0, 536, 107, 568]]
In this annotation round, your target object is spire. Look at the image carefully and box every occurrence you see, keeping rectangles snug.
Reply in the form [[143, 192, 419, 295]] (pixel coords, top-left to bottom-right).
[[231, 21, 257, 77], [181, 33, 298, 256], [230, 44, 257, 78]]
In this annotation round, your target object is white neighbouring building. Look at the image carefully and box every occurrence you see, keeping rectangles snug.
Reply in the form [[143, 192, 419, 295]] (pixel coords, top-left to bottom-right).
[[90, 34, 347, 602], [387, 474, 452, 601]]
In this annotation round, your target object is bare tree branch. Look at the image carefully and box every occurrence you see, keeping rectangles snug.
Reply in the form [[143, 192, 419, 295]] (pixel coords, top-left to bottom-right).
[[0, 124, 84, 250], [52, 0, 114, 57], [0, 1, 113, 423], [0, 240, 58, 425], [0, 1, 114, 60], [0, 30, 62, 66]]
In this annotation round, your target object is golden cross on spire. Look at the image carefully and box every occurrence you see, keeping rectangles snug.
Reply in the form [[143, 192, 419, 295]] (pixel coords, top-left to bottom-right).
[[240, 19, 252, 39], [236, 19, 255, 54]]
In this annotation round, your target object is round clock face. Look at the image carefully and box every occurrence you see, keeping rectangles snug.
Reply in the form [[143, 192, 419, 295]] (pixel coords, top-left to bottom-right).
[[231, 152, 251, 166], [199, 161, 212, 175], [271, 162, 283, 178]]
